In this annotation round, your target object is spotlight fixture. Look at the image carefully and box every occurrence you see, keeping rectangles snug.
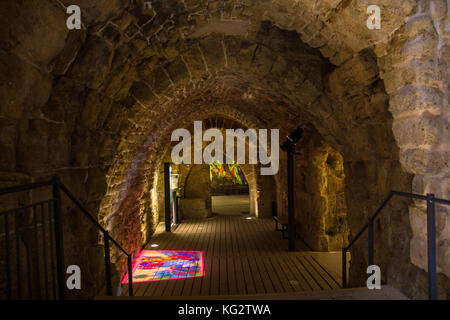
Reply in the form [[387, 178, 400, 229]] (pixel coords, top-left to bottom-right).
[[281, 127, 304, 151], [151, 244, 159, 248], [280, 126, 304, 252]]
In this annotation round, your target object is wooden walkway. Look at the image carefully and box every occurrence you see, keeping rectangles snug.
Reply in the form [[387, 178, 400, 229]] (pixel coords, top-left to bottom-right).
[[122, 215, 342, 298]]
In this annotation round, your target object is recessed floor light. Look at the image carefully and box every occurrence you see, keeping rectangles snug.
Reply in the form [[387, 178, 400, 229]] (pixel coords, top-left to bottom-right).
[[289, 280, 299, 286]]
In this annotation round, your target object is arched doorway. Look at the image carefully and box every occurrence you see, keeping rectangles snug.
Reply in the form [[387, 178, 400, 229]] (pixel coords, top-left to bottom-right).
[[180, 164, 212, 219], [3, 0, 449, 300], [210, 162, 250, 216]]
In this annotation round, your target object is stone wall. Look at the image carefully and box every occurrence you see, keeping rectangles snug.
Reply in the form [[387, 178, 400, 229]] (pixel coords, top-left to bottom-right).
[[182, 164, 212, 219], [0, 0, 448, 299], [375, 1, 450, 284], [255, 174, 277, 218], [294, 129, 349, 251]]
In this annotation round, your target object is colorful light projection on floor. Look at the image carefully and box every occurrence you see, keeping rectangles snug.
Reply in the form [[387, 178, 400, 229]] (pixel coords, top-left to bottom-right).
[[121, 250, 204, 284]]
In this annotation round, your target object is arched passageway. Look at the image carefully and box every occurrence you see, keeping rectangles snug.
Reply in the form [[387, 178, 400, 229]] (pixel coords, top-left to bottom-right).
[[1, 0, 449, 299], [210, 162, 251, 216]]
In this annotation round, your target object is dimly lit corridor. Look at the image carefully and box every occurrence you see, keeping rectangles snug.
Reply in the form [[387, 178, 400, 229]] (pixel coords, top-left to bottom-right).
[[212, 196, 249, 216], [125, 215, 342, 298], [0, 0, 449, 303]]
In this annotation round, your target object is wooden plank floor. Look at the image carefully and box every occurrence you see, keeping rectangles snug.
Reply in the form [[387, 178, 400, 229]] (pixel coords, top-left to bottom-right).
[[122, 215, 342, 298]]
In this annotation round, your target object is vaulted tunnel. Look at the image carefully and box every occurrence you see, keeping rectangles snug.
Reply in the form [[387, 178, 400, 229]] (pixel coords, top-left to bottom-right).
[[0, 0, 449, 300]]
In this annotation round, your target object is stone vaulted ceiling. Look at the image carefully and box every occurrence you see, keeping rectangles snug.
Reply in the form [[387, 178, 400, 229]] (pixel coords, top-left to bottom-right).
[[0, 0, 449, 298]]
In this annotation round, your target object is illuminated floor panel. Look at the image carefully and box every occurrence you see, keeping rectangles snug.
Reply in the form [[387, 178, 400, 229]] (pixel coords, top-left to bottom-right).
[[121, 250, 204, 284]]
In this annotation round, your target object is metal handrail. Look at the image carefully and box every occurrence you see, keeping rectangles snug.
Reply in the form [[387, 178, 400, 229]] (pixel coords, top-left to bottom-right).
[[58, 183, 128, 256], [0, 199, 54, 216], [0, 176, 134, 298], [342, 191, 450, 300], [0, 179, 54, 196], [57, 180, 134, 296]]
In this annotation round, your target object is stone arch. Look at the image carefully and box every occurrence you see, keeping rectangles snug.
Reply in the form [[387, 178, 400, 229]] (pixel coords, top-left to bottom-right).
[[2, 0, 448, 298], [94, 17, 431, 295], [145, 111, 268, 223], [181, 164, 213, 219]]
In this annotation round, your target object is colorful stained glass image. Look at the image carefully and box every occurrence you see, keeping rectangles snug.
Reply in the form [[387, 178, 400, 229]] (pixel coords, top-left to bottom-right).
[[210, 161, 248, 185], [121, 250, 204, 284]]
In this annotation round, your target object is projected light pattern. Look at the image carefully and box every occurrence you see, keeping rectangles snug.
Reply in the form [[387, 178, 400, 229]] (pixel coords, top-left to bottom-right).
[[121, 250, 204, 284]]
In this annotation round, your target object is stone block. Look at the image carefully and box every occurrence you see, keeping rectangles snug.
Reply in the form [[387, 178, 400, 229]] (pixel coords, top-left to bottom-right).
[[167, 57, 190, 83], [60, 0, 126, 27], [130, 81, 156, 105], [252, 45, 276, 75], [103, 102, 126, 132], [81, 90, 113, 130], [392, 115, 441, 148], [430, 0, 447, 21], [409, 205, 427, 238], [236, 42, 258, 67], [48, 122, 71, 169], [400, 148, 450, 175], [410, 236, 428, 271], [0, 52, 53, 120], [412, 174, 450, 199], [0, 123, 16, 171], [101, 62, 138, 101], [2, 0, 68, 65], [149, 67, 175, 95], [405, 14, 436, 39], [199, 37, 225, 69], [389, 85, 443, 118], [50, 30, 86, 76], [68, 35, 114, 89], [16, 119, 50, 173], [402, 34, 439, 61], [437, 239, 450, 277], [181, 198, 210, 219], [42, 77, 87, 123], [384, 59, 442, 94]]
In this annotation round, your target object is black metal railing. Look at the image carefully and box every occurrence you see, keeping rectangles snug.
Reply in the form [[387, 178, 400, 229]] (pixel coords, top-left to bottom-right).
[[0, 176, 133, 299], [342, 191, 450, 300]]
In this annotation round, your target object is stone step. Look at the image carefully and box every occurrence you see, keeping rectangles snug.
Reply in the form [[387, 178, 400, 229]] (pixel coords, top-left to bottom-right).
[[99, 285, 408, 300]]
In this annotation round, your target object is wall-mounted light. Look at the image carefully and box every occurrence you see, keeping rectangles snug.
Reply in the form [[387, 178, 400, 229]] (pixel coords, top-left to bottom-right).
[[151, 244, 159, 248]]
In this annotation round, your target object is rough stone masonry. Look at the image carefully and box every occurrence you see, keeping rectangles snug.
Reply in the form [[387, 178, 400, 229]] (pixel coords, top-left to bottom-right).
[[0, 0, 448, 299]]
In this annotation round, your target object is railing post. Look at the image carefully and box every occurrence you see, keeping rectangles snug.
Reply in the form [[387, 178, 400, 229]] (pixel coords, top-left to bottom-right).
[[426, 193, 438, 300], [52, 176, 65, 300], [164, 162, 171, 232], [287, 144, 296, 251], [272, 201, 277, 218], [368, 219, 374, 266], [103, 231, 113, 296], [4, 213, 12, 299], [127, 255, 133, 296], [342, 249, 347, 288]]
